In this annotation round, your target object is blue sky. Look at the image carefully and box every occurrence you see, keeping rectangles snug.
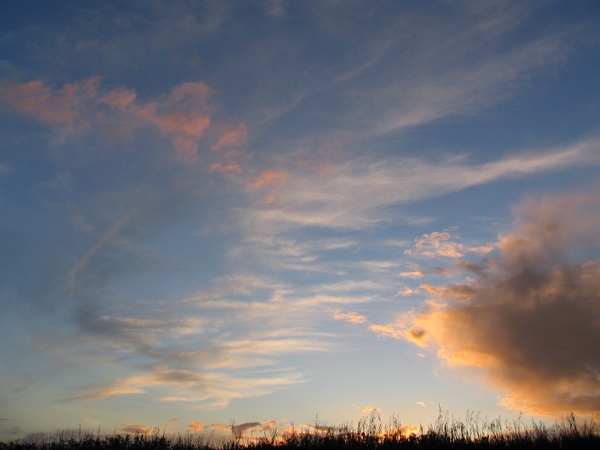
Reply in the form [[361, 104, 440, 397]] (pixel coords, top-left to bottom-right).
[[1, 0, 600, 441]]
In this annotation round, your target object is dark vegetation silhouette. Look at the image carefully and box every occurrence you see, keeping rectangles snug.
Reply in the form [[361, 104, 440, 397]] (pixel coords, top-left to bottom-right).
[[2, 411, 598, 450]]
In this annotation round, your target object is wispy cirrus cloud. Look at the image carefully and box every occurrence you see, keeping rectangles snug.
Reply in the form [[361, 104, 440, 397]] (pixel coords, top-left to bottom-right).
[[72, 366, 305, 409], [328, 309, 368, 325], [249, 170, 289, 204], [368, 4, 599, 139], [241, 137, 600, 233], [246, 2, 590, 141], [366, 31, 573, 136], [61, 271, 333, 407]]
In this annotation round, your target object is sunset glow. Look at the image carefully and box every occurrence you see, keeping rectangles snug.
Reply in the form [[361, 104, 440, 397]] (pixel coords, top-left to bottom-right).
[[1, 1, 600, 442]]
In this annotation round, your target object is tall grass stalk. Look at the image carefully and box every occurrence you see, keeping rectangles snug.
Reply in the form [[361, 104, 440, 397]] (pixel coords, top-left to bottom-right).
[[2, 412, 598, 450]]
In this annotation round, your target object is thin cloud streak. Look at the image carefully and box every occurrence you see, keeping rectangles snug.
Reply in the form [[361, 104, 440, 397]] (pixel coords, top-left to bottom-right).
[[68, 208, 140, 290], [71, 367, 306, 409], [369, 31, 572, 136], [241, 137, 600, 232]]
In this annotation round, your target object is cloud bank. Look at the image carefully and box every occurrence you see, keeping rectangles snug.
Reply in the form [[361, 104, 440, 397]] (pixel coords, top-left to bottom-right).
[[378, 192, 600, 417]]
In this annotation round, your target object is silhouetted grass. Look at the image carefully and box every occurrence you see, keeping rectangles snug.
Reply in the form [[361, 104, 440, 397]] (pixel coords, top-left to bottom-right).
[[2, 411, 599, 450]]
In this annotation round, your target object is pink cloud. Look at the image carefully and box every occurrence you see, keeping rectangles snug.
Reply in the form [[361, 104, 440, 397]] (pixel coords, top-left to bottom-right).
[[210, 423, 231, 431], [117, 82, 213, 162], [187, 421, 205, 432], [120, 425, 153, 435], [97, 87, 137, 109], [210, 162, 243, 179], [404, 231, 465, 259], [211, 123, 248, 151], [0, 77, 101, 131], [297, 141, 343, 175], [1, 77, 246, 165], [328, 308, 368, 324], [250, 170, 289, 204]]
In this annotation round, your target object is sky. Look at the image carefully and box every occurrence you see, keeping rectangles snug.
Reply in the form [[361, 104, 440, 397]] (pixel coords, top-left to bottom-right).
[[1, 0, 600, 442]]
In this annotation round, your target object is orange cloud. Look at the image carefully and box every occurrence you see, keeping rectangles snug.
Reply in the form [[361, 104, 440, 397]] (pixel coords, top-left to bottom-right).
[[404, 231, 465, 258], [362, 406, 379, 413], [0, 77, 101, 131], [187, 421, 205, 432], [211, 123, 248, 151], [73, 385, 145, 399], [120, 425, 153, 435], [250, 170, 289, 204], [399, 270, 424, 278], [123, 82, 213, 162], [369, 323, 405, 340], [163, 418, 179, 430], [97, 87, 137, 109], [378, 193, 600, 418], [1, 77, 245, 165], [328, 309, 368, 324], [210, 162, 243, 179], [210, 423, 231, 431], [297, 141, 343, 174]]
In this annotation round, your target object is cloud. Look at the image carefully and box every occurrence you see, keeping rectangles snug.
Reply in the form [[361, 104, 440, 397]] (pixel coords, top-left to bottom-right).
[[362, 406, 380, 414], [120, 425, 153, 435], [369, 324, 405, 341], [186, 271, 379, 336], [404, 231, 465, 259], [210, 162, 244, 179], [403, 231, 496, 261], [241, 137, 600, 233], [71, 358, 307, 408], [68, 208, 140, 290], [71, 369, 205, 401], [396, 286, 419, 297], [211, 123, 248, 151], [71, 305, 208, 357], [163, 418, 178, 430], [187, 421, 205, 432], [249, 170, 289, 204], [297, 142, 344, 175], [228, 236, 360, 274], [328, 309, 367, 324], [0, 77, 101, 131], [232, 422, 261, 438], [376, 192, 600, 417], [0, 77, 246, 163], [210, 423, 231, 432], [185, 273, 288, 303], [399, 271, 424, 279], [357, 9, 587, 137], [112, 81, 221, 162]]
